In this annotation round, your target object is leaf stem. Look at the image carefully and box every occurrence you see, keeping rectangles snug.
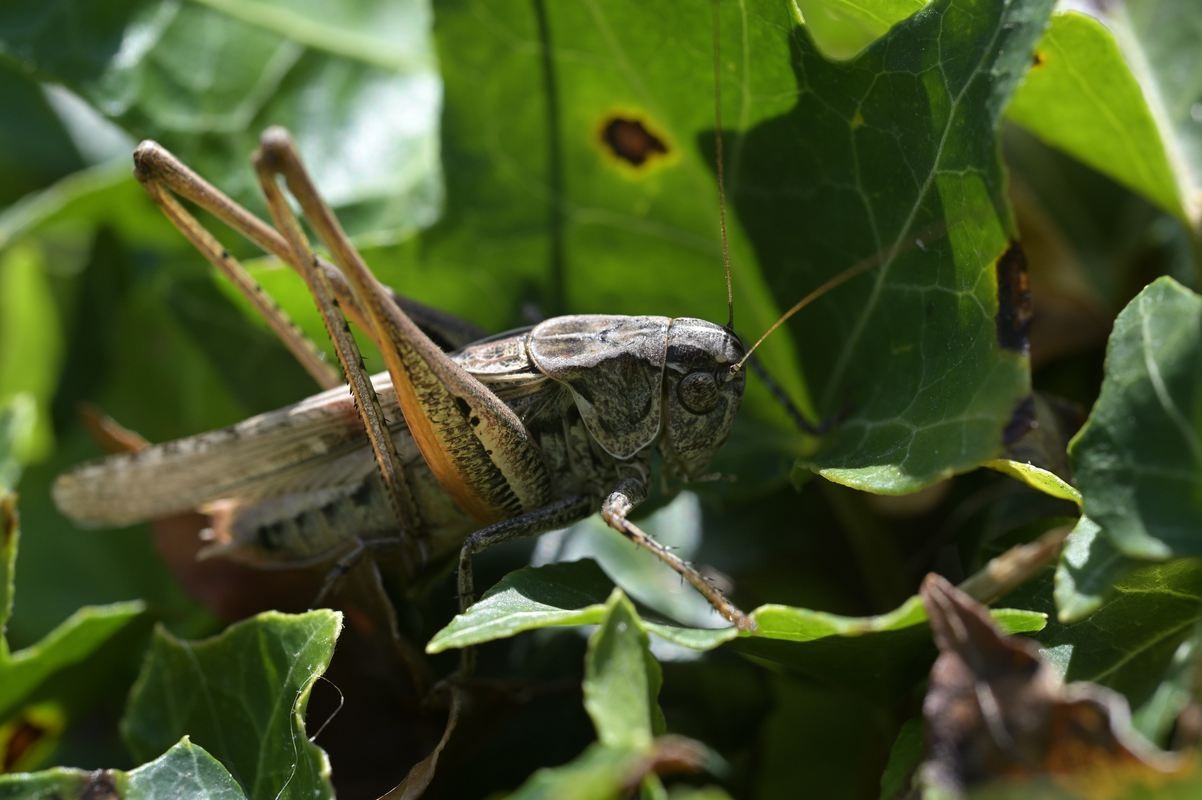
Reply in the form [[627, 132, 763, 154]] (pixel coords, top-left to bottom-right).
[[958, 524, 1072, 605]]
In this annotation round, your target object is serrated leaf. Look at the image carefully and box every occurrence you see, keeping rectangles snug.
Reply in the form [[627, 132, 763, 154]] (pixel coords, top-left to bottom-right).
[[583, 591, 666, 749], [122, 610, 341, 800], [1007, 12, 1187, 223], [1070, 278, 1202, 561], [0, 0, 442, 238], [0, 736, 248, 800]]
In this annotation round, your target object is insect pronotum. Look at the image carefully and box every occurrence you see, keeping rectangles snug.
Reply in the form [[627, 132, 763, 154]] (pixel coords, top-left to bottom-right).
[[51, 8, 878, 636]]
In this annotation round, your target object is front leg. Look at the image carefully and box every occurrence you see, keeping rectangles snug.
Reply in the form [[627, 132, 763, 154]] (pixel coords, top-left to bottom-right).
[[602, 478, 755, 632], [452, 495, 592, 677], [457, 495, 593, 611]]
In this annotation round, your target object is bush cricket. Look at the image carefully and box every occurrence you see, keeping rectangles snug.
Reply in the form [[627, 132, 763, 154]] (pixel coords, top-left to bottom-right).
[[50, 15, 885, 637]]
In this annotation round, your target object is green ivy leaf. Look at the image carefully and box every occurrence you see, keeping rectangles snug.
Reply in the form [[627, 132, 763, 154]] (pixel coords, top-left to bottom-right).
[[879, 717, 925, 800], [503, 590, 718, 799], [506, 737, 724, 800], [425, 561, 616, 654], [122, 610, 341, 800], [505, 742, 650, 800], [764, 0, 1044, 491], [0, 491, 145, 729], [0, 0, 442, 238], [731, 600, 1043, 695], [0, 396, 34, 497], [427, 559, 1045, 695], [1131, 623, 1202, 745], [985, 459, 1081, 506], [1010, 0, 1202, 241], [1007, 12, 1187, 224], [1039, 555, 1202, 745], [755, 676, 899, 798], [1053, 516, 1142, 623], [423, 0, 1043, 494], [794, 0, 928, 61], [0, 243, 64, 465], [1070, 277, 1202, 561], [583, 590, 666, 749], [0, 737, 248, 799], [1107, 0, 1202, 233]]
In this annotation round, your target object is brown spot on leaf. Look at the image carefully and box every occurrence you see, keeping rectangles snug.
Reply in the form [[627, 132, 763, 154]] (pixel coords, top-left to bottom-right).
[[996, 241, 1032, 353], [2, 715, 48, 771], [601, 117, 668, 167], [1003, 395, 1037, 448], [1033, 50, 1045, 67]]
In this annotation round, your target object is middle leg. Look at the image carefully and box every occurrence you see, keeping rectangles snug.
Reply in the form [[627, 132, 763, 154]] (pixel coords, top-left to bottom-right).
[[602, 478, 755, 632]]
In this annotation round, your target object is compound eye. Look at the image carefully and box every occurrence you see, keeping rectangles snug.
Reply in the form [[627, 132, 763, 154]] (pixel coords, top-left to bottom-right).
[[677, 371, 720, 414]]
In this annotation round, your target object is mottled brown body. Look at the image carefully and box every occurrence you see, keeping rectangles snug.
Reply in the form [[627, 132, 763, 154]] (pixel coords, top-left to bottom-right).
[[53, 133, 755, 632], [55, 314, 744, 587]]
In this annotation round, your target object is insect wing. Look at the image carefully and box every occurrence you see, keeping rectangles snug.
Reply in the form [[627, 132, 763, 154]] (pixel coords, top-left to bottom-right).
[[54, 373, 400, 526]]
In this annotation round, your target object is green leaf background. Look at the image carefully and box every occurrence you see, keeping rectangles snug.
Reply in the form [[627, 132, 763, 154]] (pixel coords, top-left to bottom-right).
[[0, 0, 1200, 796]]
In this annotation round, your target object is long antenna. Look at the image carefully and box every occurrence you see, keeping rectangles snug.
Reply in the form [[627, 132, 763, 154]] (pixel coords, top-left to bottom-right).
[[731, 256, 879, 374], [712, 0, 734, 330], [730, 223, 946, 375]]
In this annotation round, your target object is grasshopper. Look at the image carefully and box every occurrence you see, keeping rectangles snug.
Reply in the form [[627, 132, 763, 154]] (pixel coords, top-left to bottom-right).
[[51, 126, 768, 629], [50, 16, 874, 635]]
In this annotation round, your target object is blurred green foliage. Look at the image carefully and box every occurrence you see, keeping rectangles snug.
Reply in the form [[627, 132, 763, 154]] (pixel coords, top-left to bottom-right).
[[0, 0, 1200, 797]]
